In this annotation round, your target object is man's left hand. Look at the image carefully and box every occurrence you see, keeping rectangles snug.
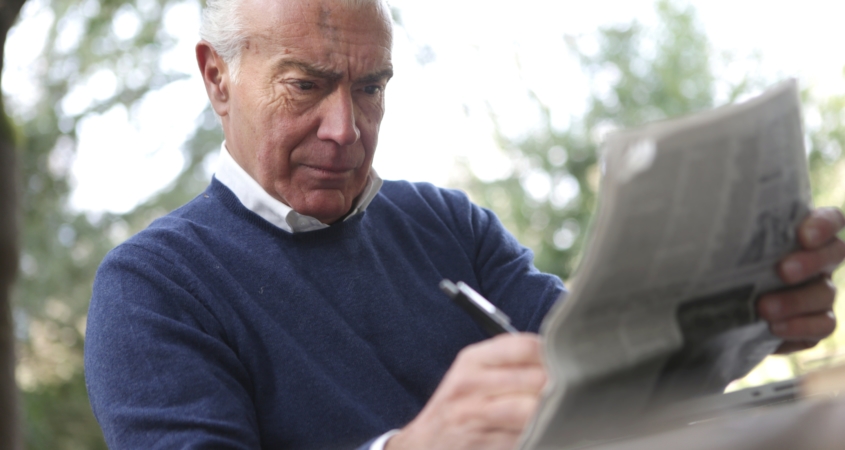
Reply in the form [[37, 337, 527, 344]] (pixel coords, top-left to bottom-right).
[[757, 207, 845, 353]]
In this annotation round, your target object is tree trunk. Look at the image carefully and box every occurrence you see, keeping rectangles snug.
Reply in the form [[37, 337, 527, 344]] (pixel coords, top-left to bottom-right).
[[0, 133, 19, 450], [1, 1, 27, 449]]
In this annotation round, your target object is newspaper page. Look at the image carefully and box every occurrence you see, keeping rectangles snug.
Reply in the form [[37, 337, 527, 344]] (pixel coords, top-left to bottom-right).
[[520, 79, 811, 450]]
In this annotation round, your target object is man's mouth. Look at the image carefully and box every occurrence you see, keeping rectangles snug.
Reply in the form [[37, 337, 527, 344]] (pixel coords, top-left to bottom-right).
[[302, 164, 356, 176]]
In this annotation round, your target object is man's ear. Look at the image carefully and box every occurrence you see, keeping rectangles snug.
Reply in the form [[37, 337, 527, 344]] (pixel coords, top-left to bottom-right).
[[196, 41, 230, 117]]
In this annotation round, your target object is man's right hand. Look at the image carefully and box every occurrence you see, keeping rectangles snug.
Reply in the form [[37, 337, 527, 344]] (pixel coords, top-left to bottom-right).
[[385, 333, 547, 450]]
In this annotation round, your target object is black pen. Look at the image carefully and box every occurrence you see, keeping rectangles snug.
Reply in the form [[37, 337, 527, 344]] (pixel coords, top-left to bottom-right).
[[439, 279, 519, 336]]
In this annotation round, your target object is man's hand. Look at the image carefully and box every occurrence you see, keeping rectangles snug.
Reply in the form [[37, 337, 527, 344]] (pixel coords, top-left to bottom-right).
[[757, 207, 845, 353], [386, 334, 546, 450]]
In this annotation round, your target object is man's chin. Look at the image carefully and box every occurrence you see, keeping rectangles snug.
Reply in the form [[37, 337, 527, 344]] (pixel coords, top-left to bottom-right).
[[292, 194, 355, 225]]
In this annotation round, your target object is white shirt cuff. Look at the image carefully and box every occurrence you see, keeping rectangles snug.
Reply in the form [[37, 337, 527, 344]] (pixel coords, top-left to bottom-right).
[[370, 429, 401, 450]]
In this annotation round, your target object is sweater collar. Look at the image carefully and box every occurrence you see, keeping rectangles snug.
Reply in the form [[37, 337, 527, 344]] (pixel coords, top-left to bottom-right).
[[213, 142, 383, 233]]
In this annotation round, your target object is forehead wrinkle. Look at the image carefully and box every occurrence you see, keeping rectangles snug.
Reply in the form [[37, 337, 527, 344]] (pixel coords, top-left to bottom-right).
[[276, 58, 393, 86], [274, 59, 344, 82], [243, 1, 393, 82]]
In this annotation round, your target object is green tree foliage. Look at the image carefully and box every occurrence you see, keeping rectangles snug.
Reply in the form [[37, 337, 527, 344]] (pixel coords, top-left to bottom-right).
[[5, 0, 845, 447], [462, 1, 745, 282], [463, 0, 845, 383], [7, 0, 219, 447]]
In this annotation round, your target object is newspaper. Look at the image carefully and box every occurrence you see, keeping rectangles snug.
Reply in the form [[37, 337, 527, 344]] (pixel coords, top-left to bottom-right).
[[520, 79, 812, 450]]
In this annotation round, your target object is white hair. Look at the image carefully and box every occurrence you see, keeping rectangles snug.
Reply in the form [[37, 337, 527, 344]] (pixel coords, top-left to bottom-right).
[[200, 0, 390, 84]]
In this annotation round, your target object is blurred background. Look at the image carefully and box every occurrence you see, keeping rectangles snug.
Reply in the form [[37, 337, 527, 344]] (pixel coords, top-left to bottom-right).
[[1, 0, 844, 447]]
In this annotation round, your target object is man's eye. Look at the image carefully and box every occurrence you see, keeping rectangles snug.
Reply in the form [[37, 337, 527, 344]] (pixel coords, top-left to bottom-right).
[[363, 85, 383, 95], [294, 81, 316, 91]]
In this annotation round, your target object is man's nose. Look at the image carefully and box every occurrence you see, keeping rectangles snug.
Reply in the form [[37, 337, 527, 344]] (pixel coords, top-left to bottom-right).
[[316, 88, 360, 146]]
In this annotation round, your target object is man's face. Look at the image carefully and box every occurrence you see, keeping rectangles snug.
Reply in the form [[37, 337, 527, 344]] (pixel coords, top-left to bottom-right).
[[216, 0, 393, 224]]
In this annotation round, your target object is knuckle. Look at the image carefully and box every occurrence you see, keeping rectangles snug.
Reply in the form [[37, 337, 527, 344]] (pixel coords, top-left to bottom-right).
[[792, 320, 810, 337], [513, 336, 537, 354], [795, 314, 837, 339], [832, 207, 845, 229], [452, 351, 470, 369], [455, 343, 482, 365], [532, 370, 548, 391], [516, 333, 542, 353], [786, 320, 801, 337], [823, 278, 837, 302], [455, 345, 472, 361], [824, 312, 837, 335], [757, 294, 781, 319], [512, 367, 545, 392], [803, 317, 821, 336], [773, 319, 799, 338], [832, 238, 845, 261], [535, 366, 548, 384], [497, 334, 541, 360], [444, 372, 476, 398], [816, 207, 845, 232], [779, 292, 801, 316], [484, 397, 537, 425], [450, 403, 477, 425]]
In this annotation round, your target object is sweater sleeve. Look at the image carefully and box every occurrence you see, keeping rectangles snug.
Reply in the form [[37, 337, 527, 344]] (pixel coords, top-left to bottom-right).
[[476, 205, 565, 332], [439, 186, 566, 332], [84, 243, 261, 449]]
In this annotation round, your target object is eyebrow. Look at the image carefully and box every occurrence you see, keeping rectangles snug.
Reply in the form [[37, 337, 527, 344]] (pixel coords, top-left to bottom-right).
[[275, 59, 393, 84], [358, 68, 394, 84]]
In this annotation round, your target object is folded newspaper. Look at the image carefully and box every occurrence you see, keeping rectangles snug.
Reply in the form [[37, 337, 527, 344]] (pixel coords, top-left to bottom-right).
[[520, 79, 811, 449]]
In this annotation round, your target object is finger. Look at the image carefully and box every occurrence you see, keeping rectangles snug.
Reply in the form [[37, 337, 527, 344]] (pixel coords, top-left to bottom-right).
[[774, 340, 818, 355], [481, 366, 547, 397], [477, 394, 542, 431], [443, 364, 547, 400], [799, 207, 845, 249], [770, 311, 837, 341], [458, 333, 544, 368], [778, 238, 845, 284], [466, 431, 522, 450], [757, 278, 836, 321], [447, 430, 523, 450], [425, 392, 539, 438]]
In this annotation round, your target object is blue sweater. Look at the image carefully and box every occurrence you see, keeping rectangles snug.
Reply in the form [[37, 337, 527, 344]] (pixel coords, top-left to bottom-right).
[[85, 179, 564, 449]]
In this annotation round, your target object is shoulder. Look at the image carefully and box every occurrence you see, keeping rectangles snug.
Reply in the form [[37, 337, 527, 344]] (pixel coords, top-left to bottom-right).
[[97, 185, 237, 282], [90, 190, 236, 338], [375, 180, 484, 225], [379, 179, 466, 201], [368, 180, 510, 258], [119, 179, 250, 254], [117, 200, 211, 259]]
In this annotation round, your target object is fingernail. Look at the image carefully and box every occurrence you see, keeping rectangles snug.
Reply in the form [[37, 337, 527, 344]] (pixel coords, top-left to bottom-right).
[[782, 260, 802, 281], [765, 299, 782, 317], [772, 322, 789, 335]]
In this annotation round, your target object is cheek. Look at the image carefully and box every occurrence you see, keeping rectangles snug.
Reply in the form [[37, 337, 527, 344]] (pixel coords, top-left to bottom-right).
[[357, 101, 385, 148], [254, 148, 295, 190], [253, 124, 292, 174], [361, 120, 380, 154]]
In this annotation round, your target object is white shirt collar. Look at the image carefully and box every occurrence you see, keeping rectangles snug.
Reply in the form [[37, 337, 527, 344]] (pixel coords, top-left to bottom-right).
[[214, 142, 383, 233]]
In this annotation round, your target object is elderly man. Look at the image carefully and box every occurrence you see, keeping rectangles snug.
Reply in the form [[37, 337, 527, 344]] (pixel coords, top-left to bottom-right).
[[84, 0, 845, 449]]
